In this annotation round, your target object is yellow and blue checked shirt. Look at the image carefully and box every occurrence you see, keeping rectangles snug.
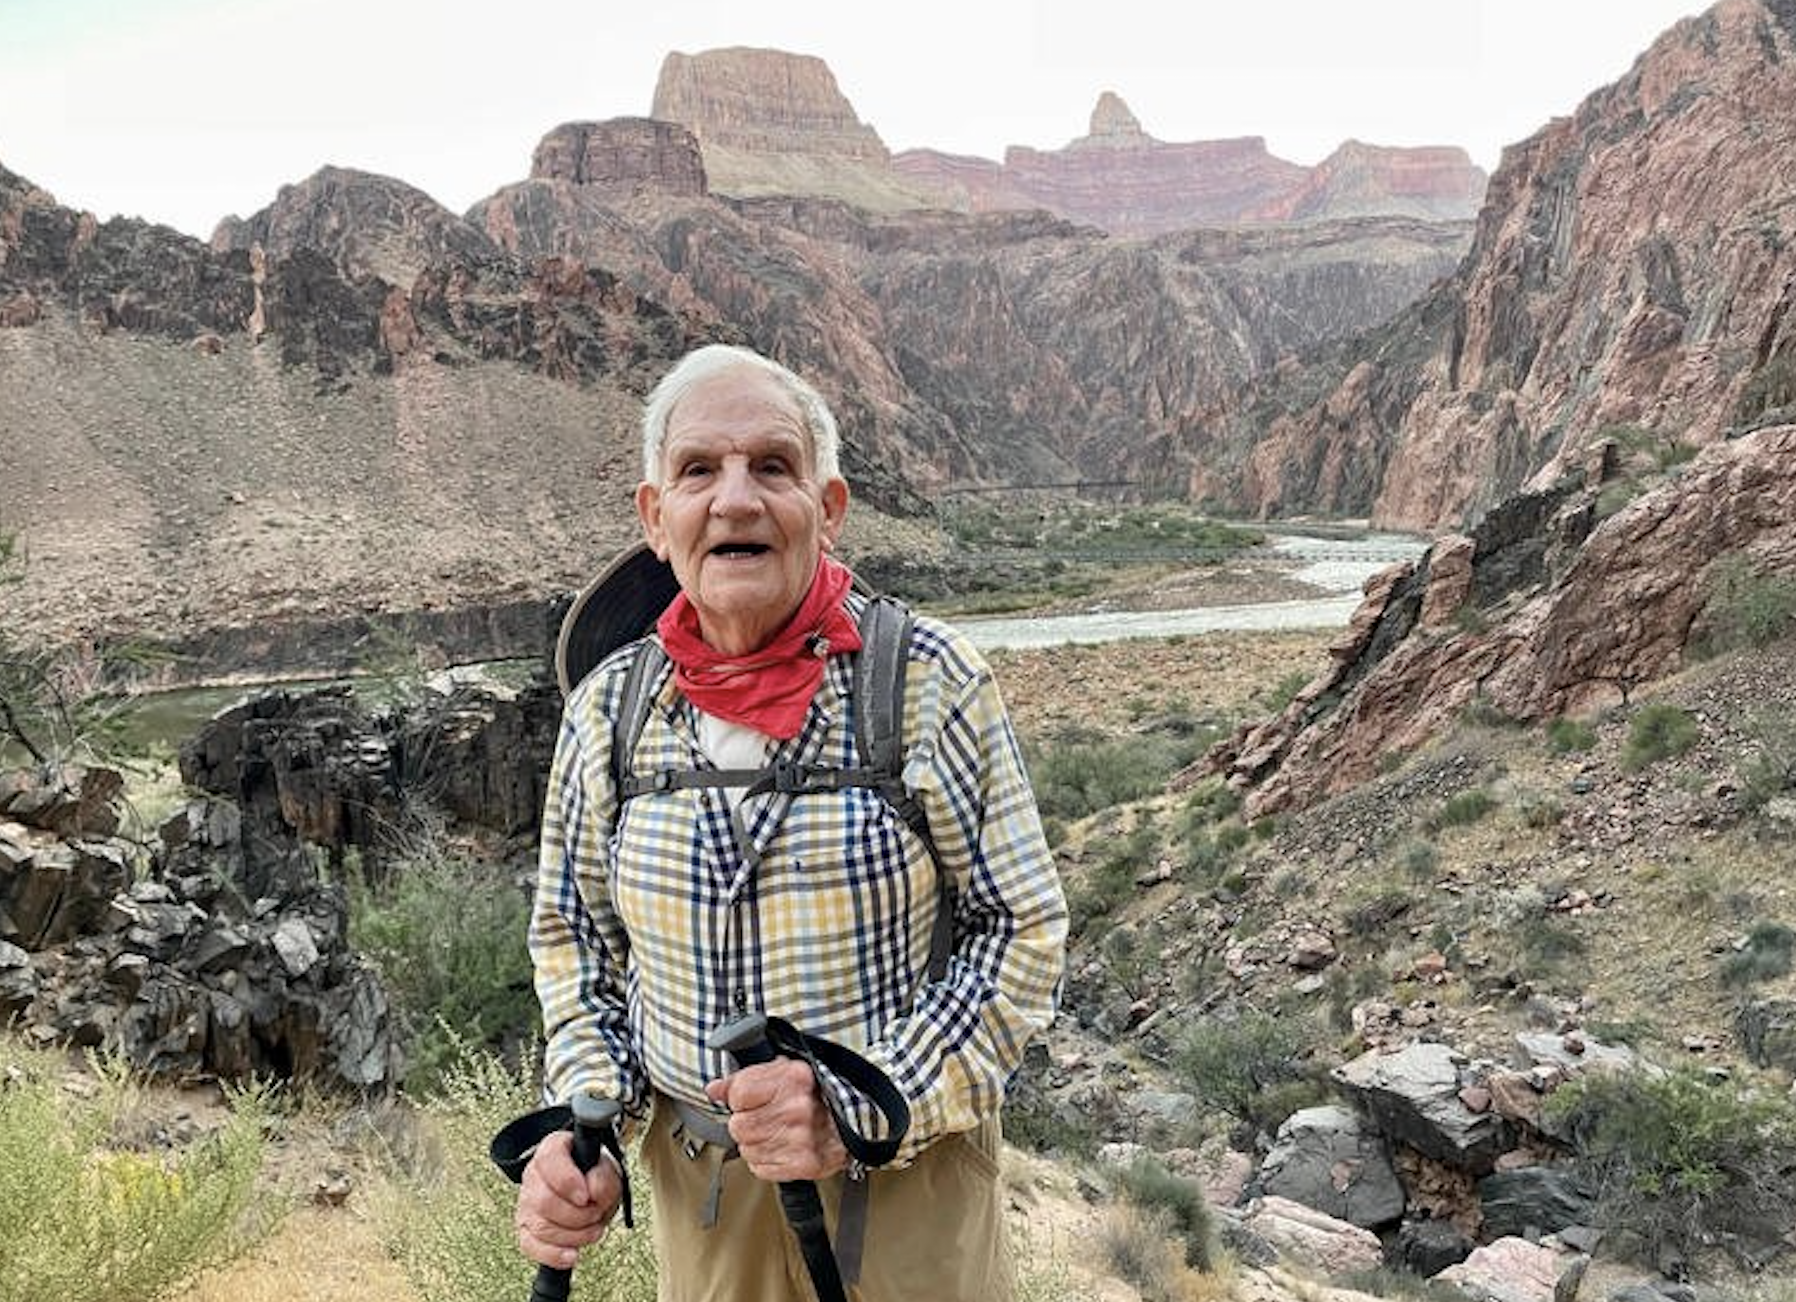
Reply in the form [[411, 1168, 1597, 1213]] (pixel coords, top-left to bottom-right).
[[530, 599, 1067, 1163]]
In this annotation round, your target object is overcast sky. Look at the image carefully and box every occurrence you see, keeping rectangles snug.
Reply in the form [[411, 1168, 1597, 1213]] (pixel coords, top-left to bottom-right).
[[1, 0, 1707, 241]]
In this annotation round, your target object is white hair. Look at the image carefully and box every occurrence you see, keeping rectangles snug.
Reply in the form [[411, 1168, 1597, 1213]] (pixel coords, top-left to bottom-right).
[[639, 344, 842, 483]]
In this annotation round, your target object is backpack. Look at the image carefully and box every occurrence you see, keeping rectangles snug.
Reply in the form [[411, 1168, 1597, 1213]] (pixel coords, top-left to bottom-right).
[[606, 593, 955, 981]]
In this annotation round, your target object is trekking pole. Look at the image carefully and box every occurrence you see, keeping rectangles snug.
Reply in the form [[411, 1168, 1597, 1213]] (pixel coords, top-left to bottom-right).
[[708, 1013, 849, 1302], [530, 1093, 622, 1302]]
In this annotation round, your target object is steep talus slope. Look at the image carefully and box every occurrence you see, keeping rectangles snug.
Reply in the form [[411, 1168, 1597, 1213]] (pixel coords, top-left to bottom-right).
[[1207, 0, 1796, 531], [0, 163, 715, 661]]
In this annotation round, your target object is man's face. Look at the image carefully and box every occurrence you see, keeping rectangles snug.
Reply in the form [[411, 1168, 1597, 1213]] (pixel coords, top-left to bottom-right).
[[636, 366, 849, 656]]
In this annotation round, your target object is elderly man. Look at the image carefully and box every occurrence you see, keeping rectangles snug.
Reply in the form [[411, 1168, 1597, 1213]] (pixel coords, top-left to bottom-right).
[[514, 343, 1067, 1301]]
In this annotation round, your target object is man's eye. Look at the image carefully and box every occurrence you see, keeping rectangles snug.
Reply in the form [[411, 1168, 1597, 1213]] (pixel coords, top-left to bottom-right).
[[757, 459, 791, 477], [677, 462, 711, 479]]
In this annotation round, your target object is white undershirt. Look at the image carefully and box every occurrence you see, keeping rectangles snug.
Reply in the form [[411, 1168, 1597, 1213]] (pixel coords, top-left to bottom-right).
[[696, 712, 772, 809]]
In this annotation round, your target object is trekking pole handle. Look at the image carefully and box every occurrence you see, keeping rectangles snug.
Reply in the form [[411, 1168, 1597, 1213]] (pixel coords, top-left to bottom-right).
[[707, 1014, 849, 1302], [530, 1093, 622, 1302]]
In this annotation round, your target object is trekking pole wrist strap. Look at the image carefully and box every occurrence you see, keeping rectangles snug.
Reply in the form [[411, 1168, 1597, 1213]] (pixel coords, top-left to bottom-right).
[[489, 1102, 636, 1229], [756, 1014, 911, 1167]]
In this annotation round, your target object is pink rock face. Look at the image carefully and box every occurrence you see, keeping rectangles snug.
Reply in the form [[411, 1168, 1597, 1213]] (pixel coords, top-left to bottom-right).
[[1237, 0, 1796, 532]]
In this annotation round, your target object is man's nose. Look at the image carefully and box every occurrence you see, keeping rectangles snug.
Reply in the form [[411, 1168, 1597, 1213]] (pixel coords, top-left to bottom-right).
[[709, 460, 764, 515]]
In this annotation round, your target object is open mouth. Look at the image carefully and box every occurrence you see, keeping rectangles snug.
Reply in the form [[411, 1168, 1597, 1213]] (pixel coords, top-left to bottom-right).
[[710, 542, 770, 558]]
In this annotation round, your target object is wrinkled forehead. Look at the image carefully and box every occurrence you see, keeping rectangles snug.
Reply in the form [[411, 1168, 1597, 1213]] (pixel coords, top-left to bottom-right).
[[663, 367, 817, 463]]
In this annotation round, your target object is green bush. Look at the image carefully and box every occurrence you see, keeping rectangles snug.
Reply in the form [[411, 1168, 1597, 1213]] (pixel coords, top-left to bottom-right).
[[1621, 703, 1701, 771], [380, 1038, 657, 1302], [1065, 824, 1157, 935], [348, 847, 538, 1090], [0, 1042, 271, 1302], [1433, 788, 1497, 829], [1172, 1009, 1330, 1138], [1738, 715, 1796, 812], [1704, 554, 1796, 653], [1550, 1065, 1796, 1268], [1547, 716, 1598, 753], [1026, 724, 1215, 824], [1735, 354, 1796, 424], [1721, 921, 1796, 987], [1114, 1155, 1214, 1271]]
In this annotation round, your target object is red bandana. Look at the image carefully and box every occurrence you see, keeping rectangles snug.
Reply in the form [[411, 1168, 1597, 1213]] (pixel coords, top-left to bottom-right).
[[655, 556, 863, 740]]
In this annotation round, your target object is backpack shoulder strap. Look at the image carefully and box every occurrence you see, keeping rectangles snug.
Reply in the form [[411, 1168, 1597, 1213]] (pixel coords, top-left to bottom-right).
[[851, 594, 914, 781], [853, 595, 955, 983], [610, 637, 669, 802]]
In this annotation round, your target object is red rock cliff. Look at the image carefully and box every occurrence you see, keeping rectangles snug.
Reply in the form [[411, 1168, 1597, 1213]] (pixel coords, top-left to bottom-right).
[[1231, 0, 1796, 531]]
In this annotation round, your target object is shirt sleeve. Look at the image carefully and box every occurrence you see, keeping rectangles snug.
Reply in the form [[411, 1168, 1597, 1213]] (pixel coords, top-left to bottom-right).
[[529, 691, 649, 1114], [864, 647, 1068, 1163]]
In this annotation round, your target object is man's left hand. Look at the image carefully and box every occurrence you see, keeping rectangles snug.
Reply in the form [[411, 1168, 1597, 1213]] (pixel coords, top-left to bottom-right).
[[706, 1058, 848, 1181]]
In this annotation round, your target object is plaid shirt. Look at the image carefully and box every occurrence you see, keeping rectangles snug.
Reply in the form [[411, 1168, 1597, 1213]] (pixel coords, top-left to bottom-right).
[[530, 599, 1067, 1163]]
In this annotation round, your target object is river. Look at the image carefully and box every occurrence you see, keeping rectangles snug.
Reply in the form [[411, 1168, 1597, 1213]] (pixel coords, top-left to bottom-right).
[[956, 530, 1427, 650], [112, 531, 1429, 747]]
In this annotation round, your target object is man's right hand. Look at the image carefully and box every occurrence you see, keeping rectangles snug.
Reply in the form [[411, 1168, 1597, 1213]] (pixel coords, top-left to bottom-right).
[[515, 1128, 624, 1268]]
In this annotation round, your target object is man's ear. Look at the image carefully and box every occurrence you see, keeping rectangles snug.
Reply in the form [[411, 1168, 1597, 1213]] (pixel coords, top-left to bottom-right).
[[819, 478, 850, 550], [636, 481, 667, 559]]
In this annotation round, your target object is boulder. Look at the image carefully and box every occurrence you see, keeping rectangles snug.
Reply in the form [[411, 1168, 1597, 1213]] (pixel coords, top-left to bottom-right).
[[1332, 1042, 1510, 1173], [1258, 1104, 1406, 1228], [1235, 1195, 1382, 1275], [1476, 1164, 1597, 1240], [1434, 1236, 1567, 1302]]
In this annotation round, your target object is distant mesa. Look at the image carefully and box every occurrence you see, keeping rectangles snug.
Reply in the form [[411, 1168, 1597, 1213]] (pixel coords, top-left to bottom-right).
[[640, 50, 1487, 235]]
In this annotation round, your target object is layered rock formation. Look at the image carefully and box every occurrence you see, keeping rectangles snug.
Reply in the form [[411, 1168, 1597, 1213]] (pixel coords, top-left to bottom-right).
[[475, 131, 1470, 497], [645, 52, 1484, 236], [530, 118, 707, 199], [1204, 424, 1796, 815], [1254, 140, 1488, 223], [650, 47, 937, 212], [1210, 0, 1796, 531], [893, 93, 1486, 237]]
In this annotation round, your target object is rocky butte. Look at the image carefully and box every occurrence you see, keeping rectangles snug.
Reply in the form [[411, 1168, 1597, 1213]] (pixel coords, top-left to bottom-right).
[[892, 90, 1487, 236], [648, 49, 1487, 236]]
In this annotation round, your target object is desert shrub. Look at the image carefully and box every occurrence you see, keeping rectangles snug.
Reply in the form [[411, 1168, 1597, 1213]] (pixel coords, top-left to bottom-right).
[[1703, 554, 1796, 652], [1098, 1205, 1186, 1302], [1432, 787, 1497, 829], [1621, 703, 1701, 771], [1395, 837, 1438, 879], [0, 1042, 272, 1302], [1735, 354, 1796, 424], [1262, 670, 1312, 713], [1115, 1154, 1215, 1271], [1027, 724, 1215, 823], [1721, 921, 1796, 987], [1521, 794, 1566, 830], [347, 846, 538, 1090], [1173, 1008, 1330, 1138], [1344, 887, 1413, 936], [1547, 716, 1598, 753], [1513, 913, 1587, 972], [1550, 1065, 1796, 1269], [1738, 712, 1796, 811], [380, 1036, 657, 1302]]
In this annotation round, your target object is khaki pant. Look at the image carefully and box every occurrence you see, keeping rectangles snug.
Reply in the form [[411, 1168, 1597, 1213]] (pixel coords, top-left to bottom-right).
[[642, 1096, 1013, 1302]]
